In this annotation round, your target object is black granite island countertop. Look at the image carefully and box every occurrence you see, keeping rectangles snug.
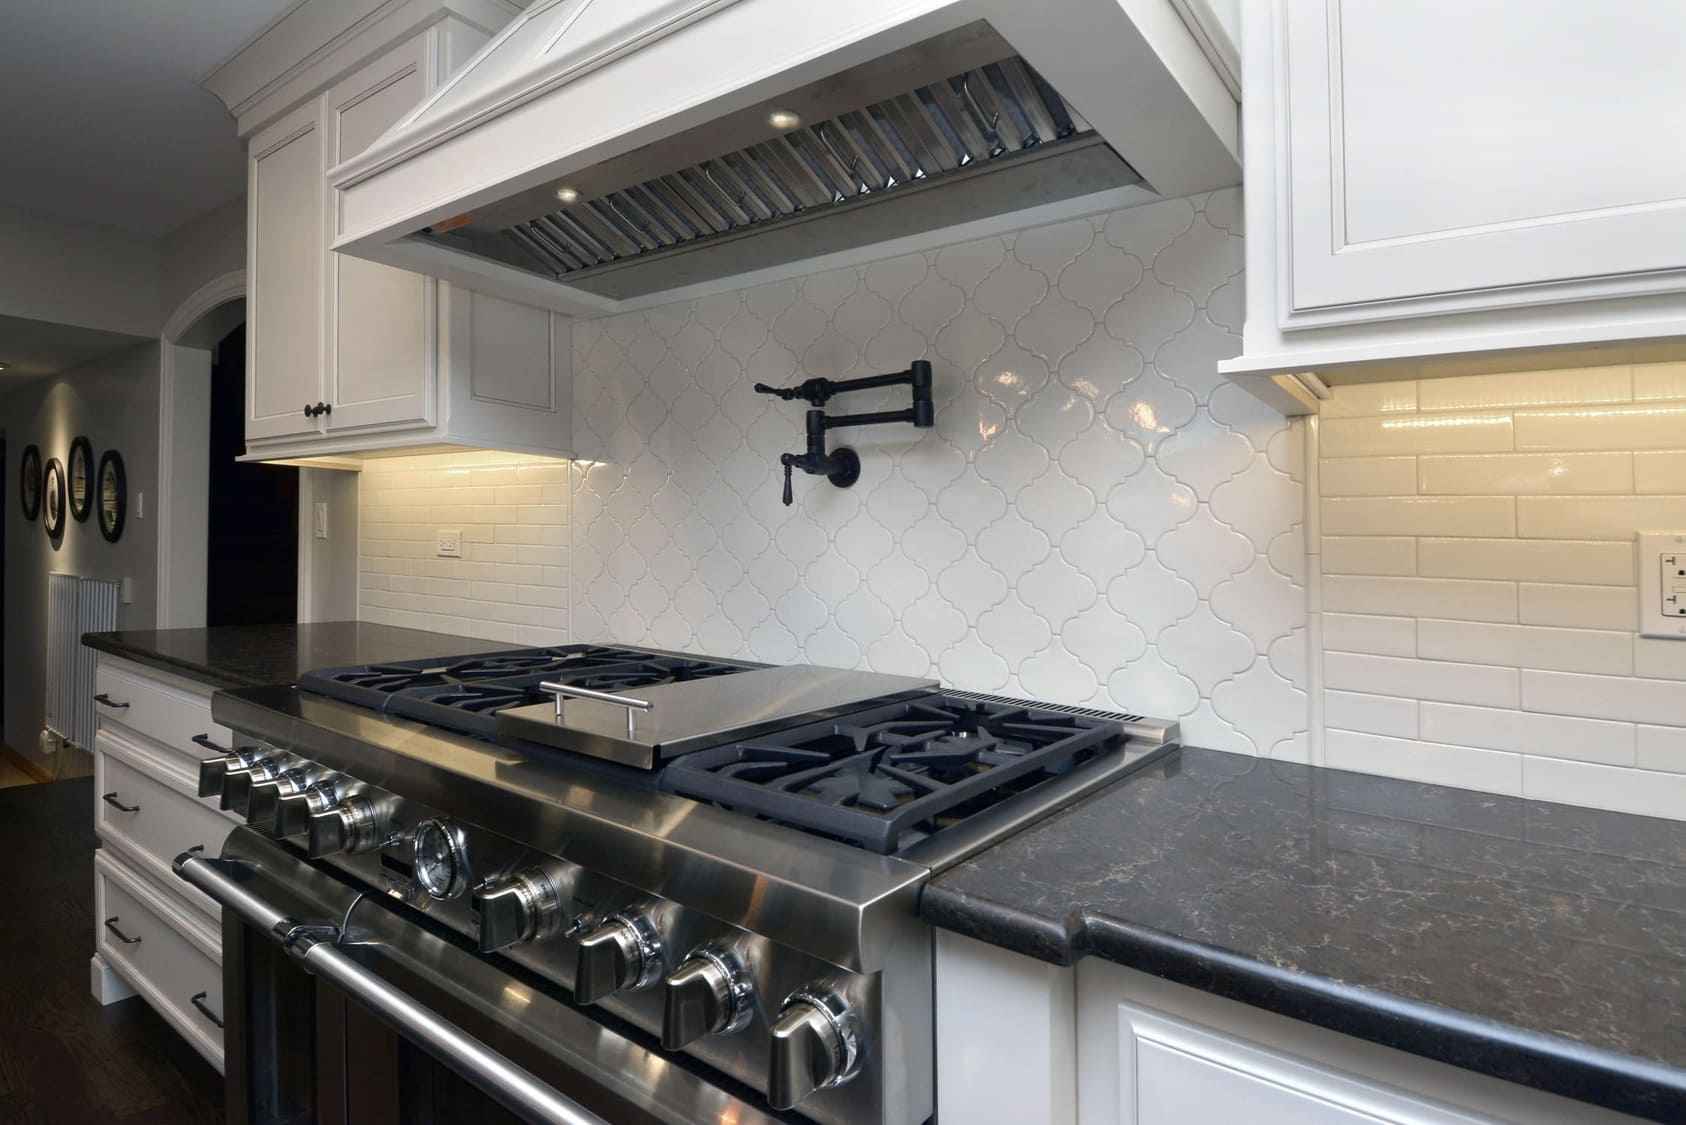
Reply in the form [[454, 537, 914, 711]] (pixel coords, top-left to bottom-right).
[[84, 622, 511, 690], [922, 747, 1686, 1122]]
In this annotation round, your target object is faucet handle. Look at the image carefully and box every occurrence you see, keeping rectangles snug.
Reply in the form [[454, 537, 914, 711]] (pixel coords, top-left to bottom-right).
[[781, 458, 795, 506]]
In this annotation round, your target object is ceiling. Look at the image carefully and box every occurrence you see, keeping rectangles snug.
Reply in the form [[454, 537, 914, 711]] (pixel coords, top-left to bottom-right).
[[0, 0, 300, 236], [0, 314, 150, 382]]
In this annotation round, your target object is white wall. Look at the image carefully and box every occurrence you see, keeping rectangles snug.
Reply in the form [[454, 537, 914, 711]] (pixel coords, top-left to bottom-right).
[[0, 204, 161, 338], [3, 342, 161, 769], [1314, 365, 1686, 818]]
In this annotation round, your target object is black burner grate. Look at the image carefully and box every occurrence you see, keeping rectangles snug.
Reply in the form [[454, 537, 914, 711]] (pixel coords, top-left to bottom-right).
[[301, 645, 759, 739], [661, 695, 1125, 854]]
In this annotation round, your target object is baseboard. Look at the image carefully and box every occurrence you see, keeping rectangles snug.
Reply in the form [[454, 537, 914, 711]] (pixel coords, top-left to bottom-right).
[[1, 744, 54, 784]]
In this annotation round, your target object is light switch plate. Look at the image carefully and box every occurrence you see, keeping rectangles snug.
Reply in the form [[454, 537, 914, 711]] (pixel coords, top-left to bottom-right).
[[1638, 531, 1686, 639], [437, 529, 463, 558]]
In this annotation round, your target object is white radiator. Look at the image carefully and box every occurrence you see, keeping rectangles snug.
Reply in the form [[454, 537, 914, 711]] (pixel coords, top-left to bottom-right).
[[45, 574, 119, 753]]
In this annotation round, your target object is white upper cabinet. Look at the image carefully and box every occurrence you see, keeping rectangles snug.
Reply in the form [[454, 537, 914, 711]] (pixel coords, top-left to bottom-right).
[[247, 100, 325, 443], [323, 39, 436, 436], [214, 0, 572, 462], [1228, 0, 1686, 411]]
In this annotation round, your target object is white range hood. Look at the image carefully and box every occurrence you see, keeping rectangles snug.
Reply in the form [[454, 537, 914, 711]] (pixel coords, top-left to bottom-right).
[[329, 0, 1239, 316]]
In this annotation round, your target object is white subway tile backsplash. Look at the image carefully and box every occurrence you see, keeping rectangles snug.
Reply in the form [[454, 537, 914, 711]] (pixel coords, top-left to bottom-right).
[[1417, 452, 1632, 495], [1325, 729, 1522, 795], [1321, 457, 1418, 497], [1316, 365, 1686, 818], [1416, 618, 1633, 675], [1321, 537, 1416, 576], [1635, 637, 1686, 681], [1517, 583, 1636, 630], [1521, 670, 1686, 726], [1320, 413, 1513, 458], [1637, 724, 1686, 773], [1521, 757, 1686, 819], [1321, 496, 1514, 538], [1632, 361, 1686, 402], [1325, 652, 1519, 708], [1320, 381, 1418, 418], [1515, 401, 1686, 451], [1634, 451, 1686, 493], [1416, 538, 1633, 585], [1516, 495, 1686, 539], [1419, 702, 1518, 752], [1322, 575, 1516, 622], [1416, 367, 1630, 412], [1322, 612, 1416, 657], [1325, 690, 1418, 738]]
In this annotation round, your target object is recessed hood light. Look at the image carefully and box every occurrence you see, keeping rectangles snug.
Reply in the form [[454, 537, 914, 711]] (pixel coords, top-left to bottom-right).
[[766, 109, 801, 131], [554, 186, 580, 204]]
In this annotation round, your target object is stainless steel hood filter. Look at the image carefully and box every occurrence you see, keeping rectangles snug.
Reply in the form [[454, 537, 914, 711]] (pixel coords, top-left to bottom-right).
[[418, 24, 1139, 300]]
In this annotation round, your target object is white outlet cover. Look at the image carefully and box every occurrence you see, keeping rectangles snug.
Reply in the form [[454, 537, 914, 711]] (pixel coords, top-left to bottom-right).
[[313, 501, 330, 540], [437, 529, 463, 558], [1638, 530, 1686, 639]]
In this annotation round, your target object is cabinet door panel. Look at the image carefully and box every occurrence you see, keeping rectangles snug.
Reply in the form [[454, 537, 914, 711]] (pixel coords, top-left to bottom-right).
[[324, 39, 435, 434], [248, 101, 324, 442], [1283, 0, 1686, 324]]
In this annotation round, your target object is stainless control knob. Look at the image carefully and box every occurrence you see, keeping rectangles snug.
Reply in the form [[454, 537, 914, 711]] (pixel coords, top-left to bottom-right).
[[768, 989, 861, 1110], [219, 757, 282, 814], [245, 766, 325, 829], [472, 868, 572, 952], [274, 778, 348, 837], [574, 912, 663, 1004], [306, 794, 391, 857], [662, 945, 752, 1049], [195, 744, 262, 798]]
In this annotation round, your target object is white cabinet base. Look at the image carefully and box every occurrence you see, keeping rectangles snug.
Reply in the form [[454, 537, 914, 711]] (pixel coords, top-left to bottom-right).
[[934, 933, 1648, 1125], [90, 952, 137, 1006]]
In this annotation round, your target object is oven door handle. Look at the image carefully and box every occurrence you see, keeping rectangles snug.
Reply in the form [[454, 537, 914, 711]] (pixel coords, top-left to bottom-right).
[[174, 852, 612, 1125]]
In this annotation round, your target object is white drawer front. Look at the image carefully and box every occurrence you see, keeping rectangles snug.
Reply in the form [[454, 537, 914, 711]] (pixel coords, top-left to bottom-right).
[[95, 853, 224, 1070], [95, 659, 233, 768], [97, 740, 235, 916]]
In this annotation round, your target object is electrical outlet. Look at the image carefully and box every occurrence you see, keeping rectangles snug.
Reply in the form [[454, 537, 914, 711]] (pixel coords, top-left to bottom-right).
[[314, 501, 330, 540], [1638, 531, 1686, 638], [436, 529, 463, 558]]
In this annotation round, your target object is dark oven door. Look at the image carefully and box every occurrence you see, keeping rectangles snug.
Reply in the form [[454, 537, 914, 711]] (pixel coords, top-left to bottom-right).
[[177, 828, 787, 1125]]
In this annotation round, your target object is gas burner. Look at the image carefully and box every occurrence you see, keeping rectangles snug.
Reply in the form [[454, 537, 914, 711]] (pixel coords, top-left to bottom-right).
[[662, 695, 1126, 854], [302, 645, 761, 741]]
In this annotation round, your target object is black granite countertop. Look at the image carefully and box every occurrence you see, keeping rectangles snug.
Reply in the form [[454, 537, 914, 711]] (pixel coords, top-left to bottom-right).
[[84, 622, 510, 690], [923, 747, 1686, 1122]]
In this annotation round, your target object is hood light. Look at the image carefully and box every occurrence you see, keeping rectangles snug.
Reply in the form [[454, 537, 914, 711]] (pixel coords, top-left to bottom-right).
[[555, 186, 581, 204], [767, 109, 802, 131]]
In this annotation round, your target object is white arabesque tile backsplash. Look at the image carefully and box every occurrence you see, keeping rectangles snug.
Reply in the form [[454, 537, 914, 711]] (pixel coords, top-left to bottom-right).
[[566, 190, 1308, 756], [1316, 362, 1686, 819]]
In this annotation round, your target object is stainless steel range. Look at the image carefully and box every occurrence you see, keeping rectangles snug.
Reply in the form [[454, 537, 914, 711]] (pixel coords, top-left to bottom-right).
[[176, 643, 1177, 1125]]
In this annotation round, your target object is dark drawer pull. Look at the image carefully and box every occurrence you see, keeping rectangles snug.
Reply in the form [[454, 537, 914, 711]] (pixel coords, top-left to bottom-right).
[[101, 792, 140, 813], [191, 733, 228, 754], [103, 916, 141, 945], [94, 693, 131, 710], [190, 991, 224, 1029]]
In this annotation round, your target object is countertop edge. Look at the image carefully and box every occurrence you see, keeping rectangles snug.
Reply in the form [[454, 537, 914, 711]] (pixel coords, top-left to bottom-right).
[[920, 885, 1686, 1122], [82, 632, 258, 690]]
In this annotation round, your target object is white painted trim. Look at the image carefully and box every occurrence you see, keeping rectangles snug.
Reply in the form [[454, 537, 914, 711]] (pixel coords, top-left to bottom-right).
[[1303, 414, 1324, 767], [157, 271, 248, 630]]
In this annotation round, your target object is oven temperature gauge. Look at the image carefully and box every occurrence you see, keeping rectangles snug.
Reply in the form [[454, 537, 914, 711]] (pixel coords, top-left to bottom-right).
[[410, 819, 471, 900]]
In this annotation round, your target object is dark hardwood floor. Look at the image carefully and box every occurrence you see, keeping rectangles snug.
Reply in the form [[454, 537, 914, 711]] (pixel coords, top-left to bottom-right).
[[0, 778, 224, 1124]]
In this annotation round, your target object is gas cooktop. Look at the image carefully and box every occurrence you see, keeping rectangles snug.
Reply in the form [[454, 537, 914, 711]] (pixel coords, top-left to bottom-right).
[[662, 691, 1132, 854], [301, 644, 759, 740]]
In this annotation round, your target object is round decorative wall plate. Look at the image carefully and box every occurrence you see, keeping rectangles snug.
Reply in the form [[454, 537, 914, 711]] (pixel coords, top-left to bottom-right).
[[68, 435, 93, 522], [97, 450, 126, 544], [42, 457, 66, 538], [19, 444, 41, 521]]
